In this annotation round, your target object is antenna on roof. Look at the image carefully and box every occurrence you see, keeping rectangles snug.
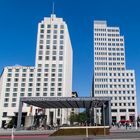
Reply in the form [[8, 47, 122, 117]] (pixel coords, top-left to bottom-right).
[[52, 2, 55, 15]]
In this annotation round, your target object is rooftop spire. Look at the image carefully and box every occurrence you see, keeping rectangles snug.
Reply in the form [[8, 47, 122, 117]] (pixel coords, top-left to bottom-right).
[[52, 2, 55, 15]]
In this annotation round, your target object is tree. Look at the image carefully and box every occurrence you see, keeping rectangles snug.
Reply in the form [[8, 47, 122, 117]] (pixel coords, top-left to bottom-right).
[[69, 111, 88, 125]]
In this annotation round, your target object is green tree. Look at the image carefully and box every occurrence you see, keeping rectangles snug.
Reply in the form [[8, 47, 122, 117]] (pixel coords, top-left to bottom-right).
[[69, 111, 88, 125]]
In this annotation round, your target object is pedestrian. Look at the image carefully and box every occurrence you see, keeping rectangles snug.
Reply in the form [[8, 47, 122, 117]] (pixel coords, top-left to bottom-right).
[[126, 123, 128, 130]]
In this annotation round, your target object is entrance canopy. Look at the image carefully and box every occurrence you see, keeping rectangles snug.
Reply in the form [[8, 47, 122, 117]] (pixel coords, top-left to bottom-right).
[[17, 96, 112, 129], [20, 96, 111, 108]]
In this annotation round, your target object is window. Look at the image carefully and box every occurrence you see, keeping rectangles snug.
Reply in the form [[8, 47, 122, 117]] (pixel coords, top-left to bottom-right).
[[28, 88, 32, 91], [46, 40, 50, 44], [4, 98, 9, 102], [111, 109, 117, 112], [22, 78, 26, 82], [53, 51, 56, 55], [43, 93, 47, 96], [4, 103, 8, 107], [54, 24, 58, 28], [59, 69, 62, 72], [5, 93, 9, 97], [36, 88, 40, 91], [6, 88, 10, 92], [59, 51, 63, 55], [13, 93, 17, 97], [47, 30, 51, 33], [129, 109, 135, 112], [41, 24, 44, 28], [50, 93, 54, 96], [53, 40, 57, 44], [51, 88, 54, 91], [53, 45, 56, 49], [45, 56, 49, 60], [58, 83, 62, 86], [40, 29, 44, 33], [52, 56, 56, 60], [22, 69, 27, 72], [3, 112, 7, 117], [47, 35, 50, 39], [38, 56, 42, 60], [58, 93, 62, 96], [60, 30, 64, 34], [20, 93, 24, 96], [12, 98, 16, 102], [59, 56, 63, 60], [28, 93, 32, 96], [60, 25, 64, 29], [44, 88, 47, 91], [14, 78, 18, 82], [8, 69, 12, 72], [60, 45, 63, 50], [51, 73, 55, 77], [11, 103, 16, 107], [60, 35, 64, 39], [7, 73, 12, 77], [46, 45, 50, 49], [44, 83, 48, 86], [58, 78, 62, 81], [21, 88, 25, 92], [36, 93, 40, 96], [6, 83, 11, 87], [47, 24, 51, 28], [22, 74, 26, 77], [39, 45, 43, 49], [51, 83, 55, 86], [52, 69, 55, 72], [58, 88, 62, 91], [59, 64, 63, 68], [7, 78, 11, 82], [60, 40, 63, 44], [53, 30, 57, 34], [53, 35, 57, 39], [40, 35, 44, 38], [58, 73, 62, 77], [120, 109, 126, 112]]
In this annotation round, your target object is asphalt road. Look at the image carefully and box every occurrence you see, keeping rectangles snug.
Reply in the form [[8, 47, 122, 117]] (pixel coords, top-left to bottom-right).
[[1, 132, 140, 140]]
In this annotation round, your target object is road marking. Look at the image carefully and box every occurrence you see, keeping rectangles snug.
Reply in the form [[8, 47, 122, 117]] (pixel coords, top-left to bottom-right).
[[0, 135, 48, 139], [99, 138, 140, 140]]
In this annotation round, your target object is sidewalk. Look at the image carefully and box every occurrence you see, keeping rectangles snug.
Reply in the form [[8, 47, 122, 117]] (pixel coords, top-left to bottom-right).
[[110, 126, 140, 132], [0, 127, 140, 136], [0, 129, 55, 136]]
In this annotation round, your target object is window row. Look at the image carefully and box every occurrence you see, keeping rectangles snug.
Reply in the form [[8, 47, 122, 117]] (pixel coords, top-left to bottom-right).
[[39, 45, 63, 50], [38, 56, 63, 61], [111, 102, 135, 107], [40, 24, 64, 29], [40, 29, 64, 34], [95, 84, 134, 88], [95, 90, 134, 94], [8, 68, 34, 73]]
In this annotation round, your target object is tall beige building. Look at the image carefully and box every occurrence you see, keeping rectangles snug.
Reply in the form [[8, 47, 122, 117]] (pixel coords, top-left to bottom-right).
[[0, 14, 73, 127]]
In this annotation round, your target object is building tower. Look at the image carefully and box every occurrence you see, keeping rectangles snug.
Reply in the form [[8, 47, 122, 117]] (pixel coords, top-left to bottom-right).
[[93, 21, 137, 124], [0, 14, 73, 127], [35, 14, 73, 125]]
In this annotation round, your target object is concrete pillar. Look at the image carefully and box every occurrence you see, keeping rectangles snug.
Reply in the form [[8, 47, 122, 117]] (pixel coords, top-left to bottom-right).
[[105, 101, 112, 126], [61, 108, 63, 125], [101, 101, 111, 126], [17, 100, 23, 130], [101, 105, 104, 126]]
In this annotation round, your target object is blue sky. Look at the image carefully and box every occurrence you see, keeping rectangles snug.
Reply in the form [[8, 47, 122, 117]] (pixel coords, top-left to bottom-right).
[[0, 0, 140, 113]]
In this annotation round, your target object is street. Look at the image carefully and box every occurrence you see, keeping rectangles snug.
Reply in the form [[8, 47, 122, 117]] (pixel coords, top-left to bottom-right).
[[1, 132, 140, 140]]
